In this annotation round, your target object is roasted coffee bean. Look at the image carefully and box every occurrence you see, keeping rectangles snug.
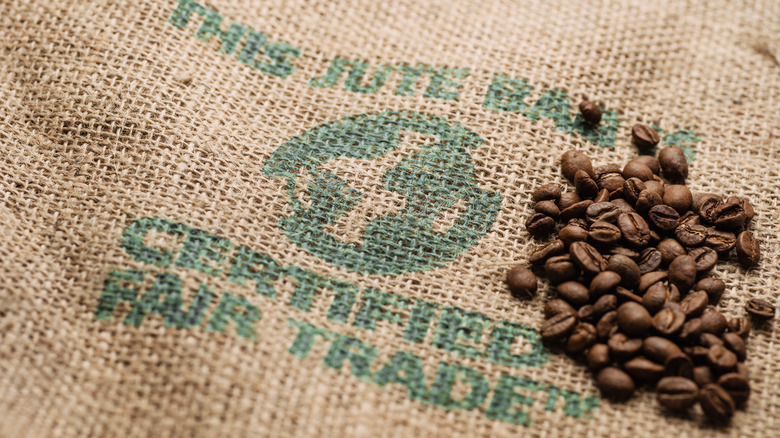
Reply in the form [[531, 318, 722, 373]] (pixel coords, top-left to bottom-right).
[[695, 194, 722, 224], [608, 247, 641, 261], [560, 200, 594, 221], [693, 365, 715, 387], [543, 299, 577, 318], [653, 303, 686, 336], [700, 309, 728, 335], [664, 353, 694, 378], [557, 281, 591, 308], [631, 123, 660, 149], [644, 336, 683, 363], [593, 188, 610, 203], [727, 196, 755, 223], [745, 298, 775, 319], [610, 198, 635, 215], [597, 367, 635, 399], [681, 291, 709, 318], [717, 373, 750, 406], [699, 333, 723, 348], [587, 343, 610, 370], [658, 145, 688, 182], [607, 255, 641, 289], [687, 247, 718, 273], [617, 212, 651, 248], [695, 277, 726, 304], [657, 238, 686, 266], [533, 200, 560, 218], [566, 322, 598, 353], [558, 223, 589, 246], [532, 183, 562, 202], [623, 178, 646, 205], [569, 241, 606, 275], [590, 271, 622, 297], [506, 265, 538, 299], [736, 231, 761, 268], [593, 294, 618, 316], [675, 223, 708, 246], [530, 239, 566, 265], [586, 202, 621, 223], [637, 248, 662, 274], [727, 317, 751, 338], [657, 377, 698, 411], [625, 356, 664, 382], [679, 210, 701, 227], [642, 282, 678, 314], [526, 213, 556, 237], [704, 230, 737, 253], [634, 155, 661, 174], [574, 170, 599, 198], [544, 255, 579, 284], [616, 286, 644, 304], [596, 311, 619, 339], [684, 345, 709, 364], [722, 332, 746, 361], [635, 190, 663, 216], [644, 179, 665, 198], [663, 185, 692, 214], [711, 201, 747, 229], [541, 312, 578, 342], [668, 255, 696, 293], [578, 305, 597, 323], [699, 383, 735, 423], [589, 221, 622, 245], [594, 164, 625, 193], [678, 318, 703, 344], [608, 333, 644, 360], [707, 344, 738, 372], [558, 192, 582, 210], [579, 101, 602, 125], [561, 150, 594, 182], [617, 302, 653, 336], [623, 160, 654, 181]]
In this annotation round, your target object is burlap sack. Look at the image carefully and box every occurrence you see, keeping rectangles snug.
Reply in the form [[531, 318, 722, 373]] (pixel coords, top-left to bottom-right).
[[2, 0, 779, 436]]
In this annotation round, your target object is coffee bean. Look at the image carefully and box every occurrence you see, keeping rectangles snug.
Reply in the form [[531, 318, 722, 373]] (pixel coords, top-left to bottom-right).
[[704, 229, 736, 253], [711, 201, 747, 229], [623, 178, 646, 205], [566, 322, 598, 353], [663, 185, 692, 214], [616, 286, 643, 304], [699, 384, 735, 423], [668, 255, 697, 293], [608, 247, 641, 261], [687, 247, 718, 273], [657, 238, 686, 266], [579, 101, 602, 124], [594, 188, 610, 203], [679, 210, 701, 227], [593, 294, 618, 316], [745, 298, 775, 319], [635, 190, 663, 216], [678, 318, 703, 344], [699, 333, 723, 348], [561, 150, 594, 182], [578, 305, 597, 323], [625, 356, 664, 382], [644, 336, 683, 363], [617, 212, 651, 248], [529, 239, 566, 265], [596, 311, 619, 339], [586, 202, 621, 223], [638, 271, 668, 294], [700, 309, 728, 336], [544, 255, 579, 284], [574, 170, 599, 198], [557, 281, 591, 308], [642, 282, 678, 314], [623, 160, 654, 181], [590, 271, 621, 297], [594, 164, 625, 194], [693, 366, 715, 387], [637, 248, 662, 274], [610, 198, 635, 215], [589, 221, 622, 245], [695, 277, 726, 304], [653, 303, 687, 336], [534, 200, 560, 218], [569, 241, 606, 275], [532, 183, 562, 202], [543, 299, 577, 318], [684, 345, 709, 363], [634, 155, 661, 174], [644, 180, 665, 198], [722, 332, 746, 361], [631, 124, 660, 149], [597, 367, 635, 399], [736, 231, 761, 268], [707, 344, 738, 372], [607, 255, 641, 289], [560, 200, 594, 221], [657, 377, 698, 411], [558, 223, 589, 246], [694, 194, 723, 224], [526, 213, 556, 237], [506, 265, 537, 299], [587, 343, 610, 370], [541, 312, 578, 342], [658, 145, 688, 183], [617, 302, 653, 336], [717, 373, 750, 406], [558, 192, 582, 210], [726, 317, 751, 338], [675, 223, 708, 246], [664, 353, 694, 378], [608, 333, 644, 360], [680, 291, 709, 318], [727, 196, 755, 224]]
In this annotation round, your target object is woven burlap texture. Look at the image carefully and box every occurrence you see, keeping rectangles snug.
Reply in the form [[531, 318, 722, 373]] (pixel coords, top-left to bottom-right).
[[1, 0, 779, 437]]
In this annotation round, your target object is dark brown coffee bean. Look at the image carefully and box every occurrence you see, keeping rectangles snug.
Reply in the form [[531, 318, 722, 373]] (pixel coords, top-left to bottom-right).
[[610, 198, 635, 215], [695, 277, 726, 304], [617, 302, 653, 337], [711, 201, 747, 229], [597, 367, 635, 399], [680, 291, 709, 318], [644, 180, 665, 198], [593, 294, 618, 316], [699, 383, 735, 423], [675, 223, 708, 246], [623, 178, 646, 205], [560, 200, 594, 221], [707, 344, 738, 372], [526, 213, 555, 237], [608, 333, 643, 360], [579, 101, 602, 125], [557, 192, 582, 210], [623, 160, 654, 181], [679, 210, 701, 227], [625, 357, 664, 382], [631, 124, 660, 149], [653, 303, 686, 336], [646, 205, 679, 232], [506, 265, 537, 299], [727, 317, 751, 338], [687, 247, 718, 273], [635, 190, 663, 216], [663, 185, 692, 214], [664, 353, 694, 379], [678, 318, 703, 344], [617, 212, 651, 248], [657, 377, 698, 411], [634, 155, 661, 174], [685, 345, 710, 363], [699, 333, 723, 348], [529, 239, 566, 265], [541, 312, 578, 342], [596, 311, 619, 340], [561, 150, 594, 182], [638, 271, 668, 293], [727, 196, 755, 223], [637, 248, 662, 274], [586, 202, 621, 224], [644, 336, 683, 363], [717, 373, 750, 406], [533, 200, 560, 218], [594, 164, 625, 194], [578, 305, 597, 323], [607, 255, 641, 289], [589, 271, 621, 297], [532, 183, 561, 202], [745, 298, 775, 319], [722, 332, 746, 361], [668, 255, 696, 293], [543, 299, 577, 318], [544, 255, 579, 284], [566, 322, 598, 353], [587, 343, 610, 370], [693, 366, 715, 387], [736, 231, 761, 268], [569, 241, 606, 275], [642, 282, 678, 314], [589, 221, 622, 245], [558, 224, 589, 246], [574, 170, 599, 198], [657, 238, 686, 266], [593, 188, 610, 203], [704, 230, 736, 253], [557, 281, 590, 308], [616, 286, 644, 304], [658, 145, 688, 183], [700, 309, 728, 336], [608, 247, 641, 261], [694, 194, 722, 225]]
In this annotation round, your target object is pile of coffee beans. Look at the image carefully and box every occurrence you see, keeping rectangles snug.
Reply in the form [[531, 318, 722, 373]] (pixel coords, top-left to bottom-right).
[[507, 117, 775, 425]]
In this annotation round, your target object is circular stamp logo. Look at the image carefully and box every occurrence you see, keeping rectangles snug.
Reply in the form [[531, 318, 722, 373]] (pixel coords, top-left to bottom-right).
[[263, 111, 502, 275]]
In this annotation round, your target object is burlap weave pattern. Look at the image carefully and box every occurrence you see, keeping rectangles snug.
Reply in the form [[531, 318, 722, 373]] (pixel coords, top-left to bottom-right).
[[1, 0, 779, 437]]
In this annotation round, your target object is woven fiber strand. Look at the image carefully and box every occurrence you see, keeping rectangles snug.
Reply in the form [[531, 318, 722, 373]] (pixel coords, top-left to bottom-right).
[[1, 0, 779, 437]]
